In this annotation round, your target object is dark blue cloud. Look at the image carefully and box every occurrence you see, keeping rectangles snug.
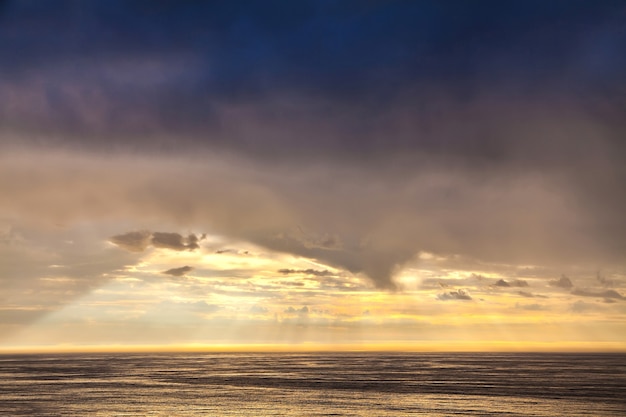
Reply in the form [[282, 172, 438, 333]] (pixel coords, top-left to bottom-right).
[[0, 0, 624, 163], [2, 0, 624, 94]]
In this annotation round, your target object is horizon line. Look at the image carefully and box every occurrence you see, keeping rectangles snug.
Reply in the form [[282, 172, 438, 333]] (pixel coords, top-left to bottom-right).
[[2, 341, 625, 355]]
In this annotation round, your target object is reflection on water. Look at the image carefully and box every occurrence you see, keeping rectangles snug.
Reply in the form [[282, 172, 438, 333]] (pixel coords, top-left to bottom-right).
[[1, 352, 624, 416]]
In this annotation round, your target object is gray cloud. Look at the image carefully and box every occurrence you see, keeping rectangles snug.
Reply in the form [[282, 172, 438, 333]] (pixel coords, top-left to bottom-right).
[[152, 232, 200, 251], [278, 269, 334, 277], [515, 303, 545, 311], [215, 249, 234, 254], [162, 265, 194, 277], [422, 277, 482, 289], [2, 122, 625, 291], [109, 230, 151, 253], [437, 290, 472, 301], [316, 276, 367, 292], [495, 279, 529, 288], [1, 2, 624, 347], [550, 275, 573, 289], [0, 308, 53, 326], [250, 305, 268, 314], [0, 0, 625, 293], [596, 271, 616, 287], [284, 306, 309, 315], [0, 221, 139, 338], [1, 1, 624, 158], [571, 288, 624, 300], [291, 228, 343, 250], [157, 300, 220, 315], [571, 300, 595, 313], [110, 231, 201, 252], [518, 291, 547, 299]]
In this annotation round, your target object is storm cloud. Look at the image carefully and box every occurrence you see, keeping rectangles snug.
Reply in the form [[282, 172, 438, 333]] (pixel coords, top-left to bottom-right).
[[2, 147, 623, 290], [1, 1, 625, 290]]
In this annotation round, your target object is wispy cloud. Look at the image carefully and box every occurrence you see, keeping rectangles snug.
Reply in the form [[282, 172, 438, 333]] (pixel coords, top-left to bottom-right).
[[571, 288, 624, 300], [515, 303, 546, 311], [278, 269, 334, 277], [518, 291, 547, 299], [162, 265, 194, 277]]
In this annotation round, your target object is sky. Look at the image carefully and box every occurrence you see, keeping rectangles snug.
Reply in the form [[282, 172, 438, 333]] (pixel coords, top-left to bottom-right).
[[1, 0, 625, 352]]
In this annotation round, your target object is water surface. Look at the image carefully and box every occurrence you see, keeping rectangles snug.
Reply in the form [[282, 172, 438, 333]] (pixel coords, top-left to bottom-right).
[[1, 352, 624, 416]]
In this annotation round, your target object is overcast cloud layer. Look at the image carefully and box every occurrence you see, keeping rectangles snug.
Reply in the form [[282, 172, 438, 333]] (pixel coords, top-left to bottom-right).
[[1, 0, 625, 292]]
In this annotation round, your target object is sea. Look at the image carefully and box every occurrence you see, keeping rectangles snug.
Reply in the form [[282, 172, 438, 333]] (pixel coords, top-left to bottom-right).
[[0, 352, 624, 416]]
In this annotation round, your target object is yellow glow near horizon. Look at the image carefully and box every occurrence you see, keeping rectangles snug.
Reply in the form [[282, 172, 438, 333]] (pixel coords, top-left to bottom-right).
[[2, 341, 625, 355], [2, 227, 625, 353]]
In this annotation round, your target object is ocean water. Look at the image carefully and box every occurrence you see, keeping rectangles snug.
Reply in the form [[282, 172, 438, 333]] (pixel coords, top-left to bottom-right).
[[0, 352, 624, 416]]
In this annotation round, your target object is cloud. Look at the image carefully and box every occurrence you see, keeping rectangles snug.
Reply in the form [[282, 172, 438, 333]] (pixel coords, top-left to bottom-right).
[[157, 300, 220, 315], [2, 1, 624, 145], [596, 271, 616, 287], [284, 306, 309, 315], [422, 277, 482, 289], [571, 300, 595, 313], [0, 221, 139, 338], [1, 1, 625, 350], [278, 269, 334, 277], [276, 268, 365, 291], [109, 230, 151, 253], [495, 278, 530, 288], [515, 303, 545, 311], [187, 301, 220, 314], [3, 137, 623, 292], [110, 231, 201, 252], [571, 288, 624, 300], [215, 249, 234, 254], [152, 232, 200, 251], [291, 228, 343, 250], [437, 289, 472, 301], [518, 291, 547, 299], [162, 265, 194, 277], [318, 277, 367, 292], [250, 305, 268, 314], [550, 275, 573, 289], [1, 1, 625, 291], [0, 308, 53, 326]]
